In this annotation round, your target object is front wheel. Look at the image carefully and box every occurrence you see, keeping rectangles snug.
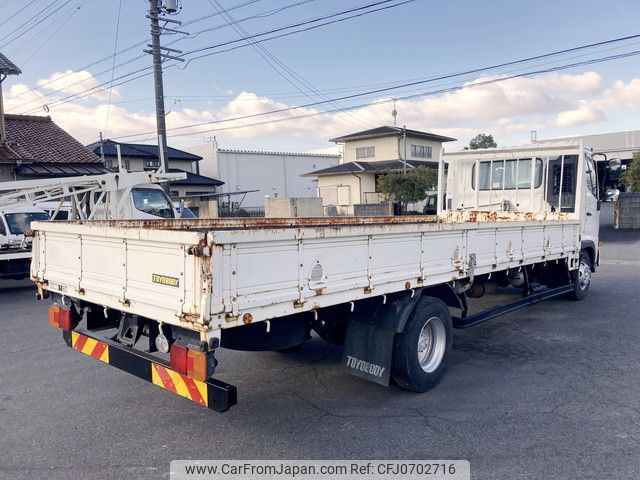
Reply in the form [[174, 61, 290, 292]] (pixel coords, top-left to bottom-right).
[[391, 297, 452, 392], [568, 250, 592, 301]]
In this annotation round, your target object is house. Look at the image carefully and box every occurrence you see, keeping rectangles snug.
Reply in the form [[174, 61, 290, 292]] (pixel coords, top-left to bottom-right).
[[304, 126, 456, 214], [185, 139, 340, 214], [0, 53, 107, 182], [87, 140, 224, 200], [0, 114, 107, 182]]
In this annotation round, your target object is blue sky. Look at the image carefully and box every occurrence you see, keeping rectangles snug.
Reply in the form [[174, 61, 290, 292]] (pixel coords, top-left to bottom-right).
[[2, 0, 640, 152]]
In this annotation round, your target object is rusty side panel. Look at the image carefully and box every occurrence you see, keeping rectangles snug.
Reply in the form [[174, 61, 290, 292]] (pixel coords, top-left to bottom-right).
[[34, 211, 573, 234], [44, 215, 439, 231], [439, 210, 570, 223]]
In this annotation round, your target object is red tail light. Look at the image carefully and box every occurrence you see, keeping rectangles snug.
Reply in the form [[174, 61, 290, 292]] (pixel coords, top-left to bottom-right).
[[169, 344, 188, 374], [58, 308, 73, 331], [48, 305, 73, 331]]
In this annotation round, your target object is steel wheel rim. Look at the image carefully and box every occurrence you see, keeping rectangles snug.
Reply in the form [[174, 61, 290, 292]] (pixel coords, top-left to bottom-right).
[[578, 258, 591, 290], [417, 316, 447, 373]]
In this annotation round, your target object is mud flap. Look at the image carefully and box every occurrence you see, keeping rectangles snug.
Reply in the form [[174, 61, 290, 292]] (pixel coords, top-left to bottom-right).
[[343, 320, 394, 385], [341, 291, 422, 386]]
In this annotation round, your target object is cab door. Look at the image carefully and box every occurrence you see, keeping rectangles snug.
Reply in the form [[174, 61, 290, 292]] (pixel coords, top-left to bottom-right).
[[582, 152, 600, 253], [0, 216, 8, 248]]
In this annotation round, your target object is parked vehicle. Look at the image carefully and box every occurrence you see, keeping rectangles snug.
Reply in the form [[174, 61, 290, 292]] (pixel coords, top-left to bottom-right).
[[422, 193, 438, 215], [32, 142, 600, 412], [0, 204, 49, 279], [0, 171, 186, 279]]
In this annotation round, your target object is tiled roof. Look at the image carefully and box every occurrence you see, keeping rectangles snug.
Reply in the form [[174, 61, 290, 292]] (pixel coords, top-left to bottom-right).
[[87, 140, 202, 161], [304, 159, 437, 176], [16, 163, 109, 177], [167, 168, 224, 186], [0, 53, 21, 75], [1, 114, 101, 164], [329, 126, 456, 143]]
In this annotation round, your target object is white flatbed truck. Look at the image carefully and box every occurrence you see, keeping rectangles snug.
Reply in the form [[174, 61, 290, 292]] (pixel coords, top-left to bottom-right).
[[30, 142, 601, 412]]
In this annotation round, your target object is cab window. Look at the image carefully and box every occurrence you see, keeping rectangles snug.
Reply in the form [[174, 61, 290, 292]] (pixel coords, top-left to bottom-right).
[[5, 212, 50, 235], [585, 155, 598, 199], [132, 188, 175, 218], [472, 158, 543, 190]]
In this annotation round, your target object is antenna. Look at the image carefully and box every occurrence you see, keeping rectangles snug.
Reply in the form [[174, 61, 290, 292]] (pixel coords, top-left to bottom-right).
[[391, 98, 398, 126]]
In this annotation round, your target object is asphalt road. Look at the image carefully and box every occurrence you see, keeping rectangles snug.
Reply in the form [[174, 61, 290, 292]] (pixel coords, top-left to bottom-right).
[[1, 204, 638, 480]]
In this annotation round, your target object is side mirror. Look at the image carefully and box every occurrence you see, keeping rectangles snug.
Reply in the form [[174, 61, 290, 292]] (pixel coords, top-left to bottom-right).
[[605, 188, 620, 202], [608, 158, 622, 180]]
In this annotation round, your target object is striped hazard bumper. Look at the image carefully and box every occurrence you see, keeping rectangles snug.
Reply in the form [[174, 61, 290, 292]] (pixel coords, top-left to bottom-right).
[[71, 331, 109, 363], [63, 329, 237, 412]]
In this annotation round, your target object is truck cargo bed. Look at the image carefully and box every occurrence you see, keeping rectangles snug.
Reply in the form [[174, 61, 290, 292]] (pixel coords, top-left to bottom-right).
[[31, 214, 580, 341]]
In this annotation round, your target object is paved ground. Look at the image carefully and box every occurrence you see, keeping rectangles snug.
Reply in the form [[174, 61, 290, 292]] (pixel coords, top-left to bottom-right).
[[1, 204, 638, 480]]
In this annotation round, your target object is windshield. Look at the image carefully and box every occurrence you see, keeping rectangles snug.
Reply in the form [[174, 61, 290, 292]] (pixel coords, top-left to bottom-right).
[[132, 188, 175, 218], [180, 207, 197, 218], [5, 212, 50, 235]]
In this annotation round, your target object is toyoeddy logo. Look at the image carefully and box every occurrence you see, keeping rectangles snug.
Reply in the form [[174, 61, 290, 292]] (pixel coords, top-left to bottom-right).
[[345, 356, 386, 378]]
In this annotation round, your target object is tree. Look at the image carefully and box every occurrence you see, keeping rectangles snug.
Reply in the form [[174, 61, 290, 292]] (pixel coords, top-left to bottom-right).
[[621, 151, 640, 192], [465, 133, 497, 150], [378, 166, 438, 213]]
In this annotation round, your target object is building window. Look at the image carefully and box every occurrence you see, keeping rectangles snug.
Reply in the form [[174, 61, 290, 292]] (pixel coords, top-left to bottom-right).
[[145, 159, 160, 169], [356, 146, 375, 159], [411, 145, 432, 159]]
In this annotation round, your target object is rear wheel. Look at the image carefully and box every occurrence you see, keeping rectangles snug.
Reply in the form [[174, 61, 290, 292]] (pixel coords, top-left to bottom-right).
[[568, 250, 592, 301], [391, 297, 452, 392]]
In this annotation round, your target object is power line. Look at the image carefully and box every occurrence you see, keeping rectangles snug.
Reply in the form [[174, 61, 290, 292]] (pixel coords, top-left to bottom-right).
[[8, 0, 311, 109], [10, 0, 88, 64], [114, 48, 640, 141], [6, 0, 265, 102], [0, 0, 75, 49], [0, 0, 59, 46], [0, 0, 41, 28], [181, 0, 411, 57], [207, 0, 370, 129], [14, 0, 413, 113], [104, 0, 124, 137]]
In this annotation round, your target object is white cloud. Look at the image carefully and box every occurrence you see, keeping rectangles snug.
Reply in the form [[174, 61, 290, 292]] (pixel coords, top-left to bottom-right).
[[36, 70, 117, 100], [556, 104, 606, 128], [3, 69, 639, 148]]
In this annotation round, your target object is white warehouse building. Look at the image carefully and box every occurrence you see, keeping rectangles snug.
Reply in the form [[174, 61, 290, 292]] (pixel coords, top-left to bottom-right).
[[533, 129, 640, 166], [185, 140, 340, 211]]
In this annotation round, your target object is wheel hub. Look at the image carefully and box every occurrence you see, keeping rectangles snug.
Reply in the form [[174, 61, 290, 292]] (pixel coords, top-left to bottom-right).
[[578, 259, 591, 290], [417, 317, 447, 373]]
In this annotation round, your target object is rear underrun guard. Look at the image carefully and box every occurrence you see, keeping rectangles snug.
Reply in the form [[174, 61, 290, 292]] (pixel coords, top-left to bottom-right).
[[62, 328, 237, 412]]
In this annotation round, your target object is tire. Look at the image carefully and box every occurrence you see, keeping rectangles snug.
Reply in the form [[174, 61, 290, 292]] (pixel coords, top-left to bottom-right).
[[568, 250, 592, 301], [391, 296, 453, 392]]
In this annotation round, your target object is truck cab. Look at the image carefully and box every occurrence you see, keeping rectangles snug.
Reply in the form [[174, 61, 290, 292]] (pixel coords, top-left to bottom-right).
[[36, 185, 180, 221], [0, 204, 49, 279], [443, 141, 601, 269]]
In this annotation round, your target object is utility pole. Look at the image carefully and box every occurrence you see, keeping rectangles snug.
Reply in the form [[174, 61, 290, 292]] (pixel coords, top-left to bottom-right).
[[402, 125, 407, 174], [148, 0, 168, 181], [144, 0, 185, 192]]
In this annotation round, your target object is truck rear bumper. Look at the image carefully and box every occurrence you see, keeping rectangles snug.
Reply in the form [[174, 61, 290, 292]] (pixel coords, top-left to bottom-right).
[[63, 328, 237, 412]]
